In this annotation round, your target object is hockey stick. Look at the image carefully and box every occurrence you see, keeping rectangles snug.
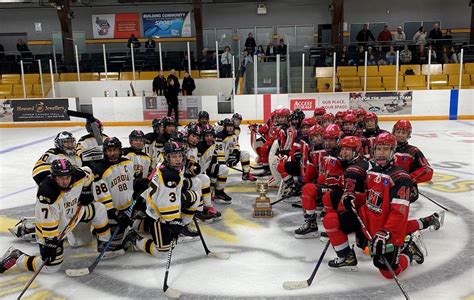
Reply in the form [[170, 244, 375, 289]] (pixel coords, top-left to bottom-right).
[[64, 200, 138, 277], [419, 191, 458, 215], [353, 209, 410, 300], [163, 239, 181, 299], [66, 110, 103, 146], [228, 166, 268, 177], [193, 218, 230, 260], [270, 193, 300, 206], [282, 240, 330, 290], [18, 205, 83, 299]]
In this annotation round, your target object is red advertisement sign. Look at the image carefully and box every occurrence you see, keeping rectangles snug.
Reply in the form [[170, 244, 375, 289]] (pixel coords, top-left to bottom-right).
[[114, 13, 140, 38], [290, 99, 316, 111]]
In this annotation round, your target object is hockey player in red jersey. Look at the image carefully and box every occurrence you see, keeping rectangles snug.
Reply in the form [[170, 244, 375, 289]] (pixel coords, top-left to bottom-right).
[[335, 111, 345, 126], [276, 117, 317, 198], [392, 120, 442, 233], [313, 107, 326, 125], [325, 133, 426, 278], [294, 124, 342, 238], [321, 113, 335, 128]]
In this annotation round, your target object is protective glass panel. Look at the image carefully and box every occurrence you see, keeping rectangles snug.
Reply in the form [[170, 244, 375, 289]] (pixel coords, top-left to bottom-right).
[[256, 26, 274, 49], [203, 29, 215, 49], [216, 28, 233, 50], [296, 25, 314, 48], [237, 27, 256, 50], [277, 26, 295, 49], [404, 22, 422, 42]]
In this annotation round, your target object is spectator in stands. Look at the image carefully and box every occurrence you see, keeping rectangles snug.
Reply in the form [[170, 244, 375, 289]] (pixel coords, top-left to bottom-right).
[[429, 23, 443, 42], [375, 46, 387, 65], [412, 26, 426, 45], [325, 48, 335, 66], [447, 46, 459, 63], [256, 45, 265, 63], [152, 71, 166, 96], [182, 71, 196, 96], [386, 45, 397, 65], [393, 26, 406, 43], [16, 39, 31, 56], [338, 46, 349, 66], [240, 49, 253, 76], [277, 38, 287, 56], [414, 44, 428, 64], [321, 83, 331, 93], [335, 82, 342, 92], [400, 44, 413, 64], [220, 46, 232, 78], [443, 29, 453, 46], [356, 24, 375, 47], [427, 44, 437, 63], [127, 34, 141, 52], [404, 68, 415, 75], [367, 46, 377, 65], [357, 46, 365, 65], [265, 41, 278, 62], [377, 25, 392, 43], [0, 44, 4, 58], [167, 69, 180, 92], [165, 78, 180, 122], [145, 38, 156, 53], [245, 32, 256, 56]]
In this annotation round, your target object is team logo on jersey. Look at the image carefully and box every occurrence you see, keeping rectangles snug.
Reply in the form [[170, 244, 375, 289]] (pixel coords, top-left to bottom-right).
[[167, 181, 176, 187], [366, 189, 382, 213], [383, 178, 389, 186]]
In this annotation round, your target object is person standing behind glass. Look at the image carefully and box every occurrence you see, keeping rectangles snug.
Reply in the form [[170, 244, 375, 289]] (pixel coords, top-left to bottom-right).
[[182, 71, 196, 96], [152, 71, 166, 96], [245, 32, 256, 56], [127, 34, 141, 53], [165, 78, 180, 123], [220, 46, 232, 78]]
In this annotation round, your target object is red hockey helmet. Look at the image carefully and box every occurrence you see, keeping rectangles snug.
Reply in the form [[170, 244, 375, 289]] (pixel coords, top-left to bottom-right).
[[313, 107, 326, 117], [355, 108, 367, 117], [301, 117, 318, 128], [335, 111, 345, 119], [343, 113, 357, 124], [373, 132, 397, 149], [364, 112, 378, 123], [339, 136, 362, 152], [275, 107, 291, 117], [393, 120, 412, 134], [308, 124, 325, 137], [323, 124, 342, 139], [322, 113, 335, 122]]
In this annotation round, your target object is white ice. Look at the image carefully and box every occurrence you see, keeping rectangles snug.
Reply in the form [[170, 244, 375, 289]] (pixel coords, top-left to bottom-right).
[[0, 120, 473, 299]]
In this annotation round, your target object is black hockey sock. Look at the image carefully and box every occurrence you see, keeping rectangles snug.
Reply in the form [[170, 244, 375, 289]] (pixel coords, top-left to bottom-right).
[[335, 246, 351, 258]]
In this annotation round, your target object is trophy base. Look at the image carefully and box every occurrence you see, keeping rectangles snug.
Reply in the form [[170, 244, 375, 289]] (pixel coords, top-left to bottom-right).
[[253, 200, 273, 218]]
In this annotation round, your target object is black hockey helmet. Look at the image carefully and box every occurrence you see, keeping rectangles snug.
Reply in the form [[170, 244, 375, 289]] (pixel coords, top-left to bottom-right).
[[164, 141, 185, 169], [198, 111, 209, 120], [51, 158, 74, 177], [103, 137, 122, 150], [129, 129, 145, 149], [187, 124, 201, 137], [152, 118, 161, 130], [170, 131, 187, 145], [232, 113, 243, 121], [222, 118, 234, 134], [85, 118, 103, 134], [54, 131, 76, 156], [201, 124, 215, 137], [162, 116, 176, 127]]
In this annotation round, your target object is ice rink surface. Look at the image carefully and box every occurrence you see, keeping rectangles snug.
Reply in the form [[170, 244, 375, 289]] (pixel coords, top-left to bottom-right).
[[0, 120, 473, 300]]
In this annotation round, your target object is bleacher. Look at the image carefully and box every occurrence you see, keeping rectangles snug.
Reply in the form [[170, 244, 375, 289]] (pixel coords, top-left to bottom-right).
[[315, 63, 474, 92]]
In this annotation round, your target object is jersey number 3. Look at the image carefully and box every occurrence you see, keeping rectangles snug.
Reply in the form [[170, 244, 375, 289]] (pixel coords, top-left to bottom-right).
[[169, 192, 176, 202]]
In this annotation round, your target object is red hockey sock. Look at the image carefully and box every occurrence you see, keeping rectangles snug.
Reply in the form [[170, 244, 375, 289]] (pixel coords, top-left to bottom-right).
[[301, 183, 318, 210], [406, 219, 421, 234], [379, 254, 409, 279], [322, 211, 350, 256]]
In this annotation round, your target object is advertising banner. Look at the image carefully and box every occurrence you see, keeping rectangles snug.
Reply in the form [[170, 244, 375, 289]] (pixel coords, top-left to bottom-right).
[[288, 93, 350, 116], [143, 96, 201, 120], [349, 91, 413, 115], [142, 12, 192, 38], [0, 99, 69, 122], [92, 13, 140, 39]]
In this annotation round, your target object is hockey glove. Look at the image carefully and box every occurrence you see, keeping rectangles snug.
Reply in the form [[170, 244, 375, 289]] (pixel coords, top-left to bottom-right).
[[226, 155, 239, 167], [167, 219, 185, 239], [78, 185, 94, 206], [370, 230, 391, 256], [116, 209, 132, 231], [342, 193, 356, 212], [40, 237, 60, 262], [293, 151, 302, 161], [231, 149, 240, 162], [81, 146, 104, 162], [133, 178, 150, 200]]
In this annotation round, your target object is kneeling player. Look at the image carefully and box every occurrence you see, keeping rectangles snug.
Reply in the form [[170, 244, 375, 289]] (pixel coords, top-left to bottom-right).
[[1, 159, 112, 274], [122, 142, 200, 256], [325, 133, 426, 278]]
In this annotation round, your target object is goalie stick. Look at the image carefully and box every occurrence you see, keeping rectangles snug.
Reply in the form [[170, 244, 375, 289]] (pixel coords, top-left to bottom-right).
[[66, 110, 103, 146], [193, 218, 230, 260], [282, 240, 330, 290]]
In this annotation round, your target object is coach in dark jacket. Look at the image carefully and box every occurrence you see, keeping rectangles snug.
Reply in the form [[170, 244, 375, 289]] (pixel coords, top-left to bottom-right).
[[167, 69, 180, 92], [165, 78, 180, 123], [182, 71, 196, 96], [152, 71, 166, 96]]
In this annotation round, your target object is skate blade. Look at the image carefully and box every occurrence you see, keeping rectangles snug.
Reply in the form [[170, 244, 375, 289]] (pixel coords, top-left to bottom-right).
[[328, 265, 359, 272], [177, 236, 200, 243], [102, 249, 125, 259], [294, 232, 320, 239], [214, 199, 232, 204]]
